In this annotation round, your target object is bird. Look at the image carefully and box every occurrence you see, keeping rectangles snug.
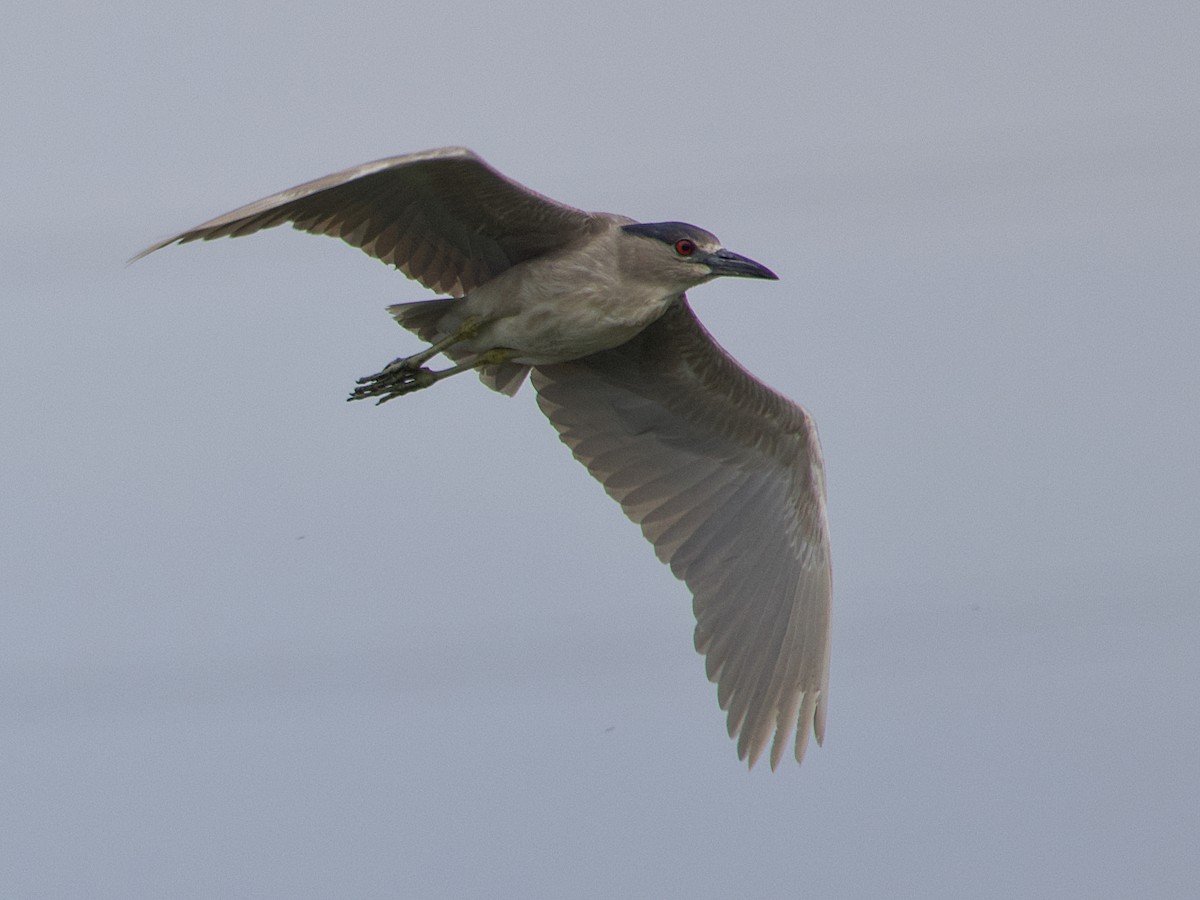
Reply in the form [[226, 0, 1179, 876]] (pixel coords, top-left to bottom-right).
[[135, 147, 832, 769]]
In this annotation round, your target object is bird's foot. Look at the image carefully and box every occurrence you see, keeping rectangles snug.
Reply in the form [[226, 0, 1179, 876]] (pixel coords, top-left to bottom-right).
[[348, 342, 518, 405], [348, 358, 438, 404]]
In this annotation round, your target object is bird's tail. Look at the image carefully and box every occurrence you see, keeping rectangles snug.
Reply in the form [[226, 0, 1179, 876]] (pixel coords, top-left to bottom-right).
[[388, 298, 457, 344], [387, 299, 531, 396]]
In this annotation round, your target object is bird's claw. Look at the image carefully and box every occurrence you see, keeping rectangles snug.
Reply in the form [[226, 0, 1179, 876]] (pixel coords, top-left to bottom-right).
[[348, 362, 437, 404]]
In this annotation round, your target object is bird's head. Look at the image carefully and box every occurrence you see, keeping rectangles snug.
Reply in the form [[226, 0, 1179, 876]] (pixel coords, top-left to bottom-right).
[[620, 221, 778, 292]]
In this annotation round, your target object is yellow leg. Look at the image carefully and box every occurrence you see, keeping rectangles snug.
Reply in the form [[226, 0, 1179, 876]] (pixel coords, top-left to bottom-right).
[[374, 315, 484, 375], [348, 346, 518, 404]]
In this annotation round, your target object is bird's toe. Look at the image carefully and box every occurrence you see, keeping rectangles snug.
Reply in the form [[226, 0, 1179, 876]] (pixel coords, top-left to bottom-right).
[[348, 364, 437, 403]]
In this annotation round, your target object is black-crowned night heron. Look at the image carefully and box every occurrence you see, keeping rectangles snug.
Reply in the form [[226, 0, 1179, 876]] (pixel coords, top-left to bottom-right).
[[136, 147, 831, 769]]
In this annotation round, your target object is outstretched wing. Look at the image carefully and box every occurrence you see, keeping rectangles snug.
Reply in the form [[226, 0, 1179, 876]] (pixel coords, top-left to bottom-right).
[[134, 146, 600, 297], [532, 299, 832, 769]]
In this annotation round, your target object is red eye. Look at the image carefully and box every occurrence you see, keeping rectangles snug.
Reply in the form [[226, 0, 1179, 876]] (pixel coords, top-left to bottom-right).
[[674, 239, 697, 257]]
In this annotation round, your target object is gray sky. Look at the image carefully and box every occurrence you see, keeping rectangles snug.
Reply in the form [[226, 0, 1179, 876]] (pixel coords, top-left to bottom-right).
[[3, 1, 1198, 897]]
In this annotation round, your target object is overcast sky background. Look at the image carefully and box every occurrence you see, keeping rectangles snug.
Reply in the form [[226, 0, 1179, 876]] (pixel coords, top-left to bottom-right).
[[2, 2, 1198, 897]]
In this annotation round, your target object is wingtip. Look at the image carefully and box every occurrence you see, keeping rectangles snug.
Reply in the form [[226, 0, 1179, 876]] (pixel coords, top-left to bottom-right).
[[126, 247, 153, 266], [813, 690, 827, 746], [127, 236, 176, 265]]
